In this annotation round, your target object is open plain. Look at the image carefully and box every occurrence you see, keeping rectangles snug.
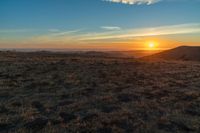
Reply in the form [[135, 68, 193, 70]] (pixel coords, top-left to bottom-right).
[[0, 51, 200, 133]]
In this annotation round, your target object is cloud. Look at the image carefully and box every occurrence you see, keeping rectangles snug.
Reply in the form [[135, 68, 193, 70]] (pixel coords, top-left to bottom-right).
[[79, 23, 200, 41], [2, 23, 200, 47], [103, 0, 161, 5], [101, 26, 121, 30], [24, 29, 84, 45], [49, 29, 82, 37]]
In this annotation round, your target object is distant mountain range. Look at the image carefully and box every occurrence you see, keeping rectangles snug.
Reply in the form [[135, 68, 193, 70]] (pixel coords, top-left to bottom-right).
[[143, 46, 200, 61]]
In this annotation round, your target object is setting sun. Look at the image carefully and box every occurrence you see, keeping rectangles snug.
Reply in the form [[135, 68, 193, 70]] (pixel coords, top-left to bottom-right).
[[149, 42, 155, 48], [145, 41, 159, 50]]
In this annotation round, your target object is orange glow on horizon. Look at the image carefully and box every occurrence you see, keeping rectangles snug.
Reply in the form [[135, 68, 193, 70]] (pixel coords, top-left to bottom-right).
[[145, 41, 159, 50], [1, 37, 197, 51]]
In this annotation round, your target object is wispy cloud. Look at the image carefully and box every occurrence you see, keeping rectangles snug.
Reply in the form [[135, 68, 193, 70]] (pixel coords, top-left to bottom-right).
[[1, 23, 200, 47], [101, 26, 121, 30], [79, 23, 200, 41], [16, 23, 200, 45], [25, 29, 83, 45], [103, 0, 161, 5], [49, 29, 83, 37]]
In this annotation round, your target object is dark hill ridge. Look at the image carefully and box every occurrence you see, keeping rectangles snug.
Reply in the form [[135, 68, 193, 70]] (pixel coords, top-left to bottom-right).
[[143, 46, 200, 61]]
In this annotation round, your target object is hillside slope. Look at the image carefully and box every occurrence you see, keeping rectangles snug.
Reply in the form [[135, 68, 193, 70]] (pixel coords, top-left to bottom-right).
[[143, 46, 200, 61]]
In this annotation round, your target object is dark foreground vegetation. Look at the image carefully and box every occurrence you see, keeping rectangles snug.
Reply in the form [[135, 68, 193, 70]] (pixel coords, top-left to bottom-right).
[[0, 51, 200, 133]]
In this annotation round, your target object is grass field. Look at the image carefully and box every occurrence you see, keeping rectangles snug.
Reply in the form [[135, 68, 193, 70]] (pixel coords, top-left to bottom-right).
[[0, 51, 200, 133]]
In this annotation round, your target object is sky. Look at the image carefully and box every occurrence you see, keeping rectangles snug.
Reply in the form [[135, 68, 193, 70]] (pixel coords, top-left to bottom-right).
[[0, 0, 200, 50]]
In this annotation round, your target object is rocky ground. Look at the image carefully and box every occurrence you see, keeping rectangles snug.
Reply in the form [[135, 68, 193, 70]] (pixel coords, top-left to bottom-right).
[[0, 51, 200, 133]]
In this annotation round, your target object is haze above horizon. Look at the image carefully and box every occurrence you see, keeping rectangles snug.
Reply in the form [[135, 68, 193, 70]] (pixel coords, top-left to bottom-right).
[[0, 0, 200, 50]]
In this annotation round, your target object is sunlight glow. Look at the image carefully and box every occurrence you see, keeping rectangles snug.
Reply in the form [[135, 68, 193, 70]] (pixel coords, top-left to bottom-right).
[[149, 42, 155, 48], [146, 41, 159, 50]]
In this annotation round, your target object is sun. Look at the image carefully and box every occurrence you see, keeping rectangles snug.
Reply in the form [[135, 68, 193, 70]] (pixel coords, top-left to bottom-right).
[[146, 41, 158, 50], [148, 42, 155, 48]]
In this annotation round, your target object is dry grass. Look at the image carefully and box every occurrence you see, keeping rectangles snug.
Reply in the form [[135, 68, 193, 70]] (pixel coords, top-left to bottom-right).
[[0, 51, 200, 133]]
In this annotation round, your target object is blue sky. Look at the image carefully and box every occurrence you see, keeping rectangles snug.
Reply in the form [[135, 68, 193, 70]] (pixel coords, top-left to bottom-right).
[[0, 0, 200, 50]]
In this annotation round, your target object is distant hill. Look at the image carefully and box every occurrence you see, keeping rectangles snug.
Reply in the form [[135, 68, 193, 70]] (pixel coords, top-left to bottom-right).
[[0, 50, 161, 59], [118, 50, 162, 58], [83, 50, 161, 58], [82, 51, 126, 58], [143, 46, 200, 61]]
